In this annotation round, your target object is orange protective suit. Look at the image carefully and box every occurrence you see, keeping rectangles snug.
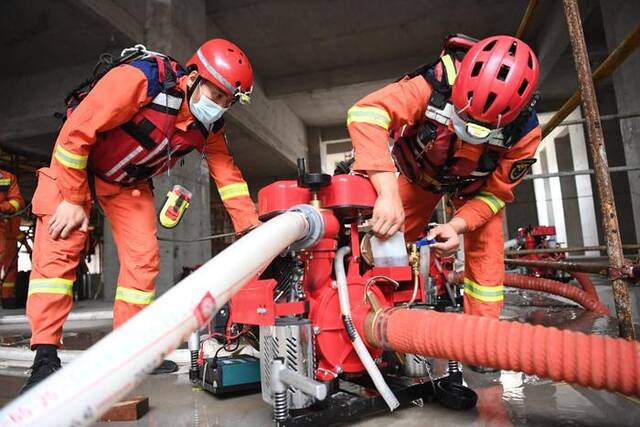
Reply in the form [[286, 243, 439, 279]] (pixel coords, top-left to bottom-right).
[[347, 75, 541, 318], [0, 169, 24, 302], [27, 64, 259, 348]]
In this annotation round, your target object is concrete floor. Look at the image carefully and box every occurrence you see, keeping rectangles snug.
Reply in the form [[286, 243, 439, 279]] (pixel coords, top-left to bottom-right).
[[1, 286, 640, 426]]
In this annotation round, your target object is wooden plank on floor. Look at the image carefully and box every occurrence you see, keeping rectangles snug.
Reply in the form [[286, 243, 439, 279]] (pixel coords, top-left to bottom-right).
[[99, 396, 149, 422]]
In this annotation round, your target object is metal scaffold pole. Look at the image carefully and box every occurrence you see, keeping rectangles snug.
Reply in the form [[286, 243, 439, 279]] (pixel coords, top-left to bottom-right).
[[515, 0, 539, 39], [562, 0, 636, 340], [542, 19, 640, 138]]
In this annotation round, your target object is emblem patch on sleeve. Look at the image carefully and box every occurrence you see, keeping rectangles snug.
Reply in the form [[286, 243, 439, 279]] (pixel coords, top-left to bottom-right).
[[509, 158, 537, 182]]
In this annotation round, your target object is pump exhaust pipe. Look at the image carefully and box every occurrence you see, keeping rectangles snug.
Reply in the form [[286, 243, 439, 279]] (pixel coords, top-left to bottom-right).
[[0, 205, 324, 427]]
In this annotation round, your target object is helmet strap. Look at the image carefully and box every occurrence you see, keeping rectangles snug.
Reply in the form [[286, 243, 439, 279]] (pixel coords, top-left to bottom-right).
[[187, 75, 203, 103]]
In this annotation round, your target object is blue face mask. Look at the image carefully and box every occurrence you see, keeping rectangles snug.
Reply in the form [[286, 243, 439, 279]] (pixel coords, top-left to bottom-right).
[[189, 90, 228, 131]]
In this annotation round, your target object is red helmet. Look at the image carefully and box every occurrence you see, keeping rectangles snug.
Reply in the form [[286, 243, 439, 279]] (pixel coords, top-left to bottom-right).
[[187, 38, 254, 102], [451, 35, 539, 126]]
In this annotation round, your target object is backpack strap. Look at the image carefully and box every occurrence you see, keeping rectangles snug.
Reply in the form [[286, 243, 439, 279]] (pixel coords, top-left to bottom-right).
[[502, 92, 541, 147]]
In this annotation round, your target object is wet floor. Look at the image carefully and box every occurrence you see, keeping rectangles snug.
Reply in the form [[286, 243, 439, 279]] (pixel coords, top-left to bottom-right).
[[1, 285, 640, 426]]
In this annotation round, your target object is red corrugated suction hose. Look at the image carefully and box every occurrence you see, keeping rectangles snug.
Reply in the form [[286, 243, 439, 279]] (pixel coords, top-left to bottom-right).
[[450, 272, 609, 316], [367, 308, 640, 396], [503, 274, 609, 316], [572, 272, 599, 301]]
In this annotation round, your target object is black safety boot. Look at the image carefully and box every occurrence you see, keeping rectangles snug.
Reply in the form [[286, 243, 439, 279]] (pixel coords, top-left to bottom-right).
[[468, 365, 500, 374], [151, 359, 178, 375], [20, 345, 61, 395]]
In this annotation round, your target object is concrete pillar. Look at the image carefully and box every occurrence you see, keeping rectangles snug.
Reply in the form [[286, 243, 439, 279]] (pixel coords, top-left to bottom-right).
[[554, 132, 583, 247], [567, 108, 599, 255], [588, 81, 637, 245], [601, 0, 640, 246], [537, 137, 568, 245], [103, 0, 211, 299]]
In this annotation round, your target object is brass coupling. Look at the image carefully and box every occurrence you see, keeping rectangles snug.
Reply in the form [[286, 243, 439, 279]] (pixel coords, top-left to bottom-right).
[[364, 290, 384, 348]]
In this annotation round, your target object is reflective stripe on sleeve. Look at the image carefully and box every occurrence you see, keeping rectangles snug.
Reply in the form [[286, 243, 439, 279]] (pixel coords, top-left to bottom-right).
[[54, 145, 88, 170], [474, 191, 506, 214], [347, 106, 392, 130], [8, 199, 21, 211]]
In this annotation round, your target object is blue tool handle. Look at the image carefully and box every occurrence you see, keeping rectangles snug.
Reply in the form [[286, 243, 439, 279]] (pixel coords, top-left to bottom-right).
[[416, 237, 437, 248]]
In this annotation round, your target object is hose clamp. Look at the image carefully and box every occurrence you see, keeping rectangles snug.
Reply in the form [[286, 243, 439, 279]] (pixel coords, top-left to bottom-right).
[[287, 204, 325, 251]]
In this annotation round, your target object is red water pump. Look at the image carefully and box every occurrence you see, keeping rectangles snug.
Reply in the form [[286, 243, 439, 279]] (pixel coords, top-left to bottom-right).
[[227, 162, 426, 380], [194, 163, 640, 425], [205, 161, 479, 425], [514, 225, 567, 280]]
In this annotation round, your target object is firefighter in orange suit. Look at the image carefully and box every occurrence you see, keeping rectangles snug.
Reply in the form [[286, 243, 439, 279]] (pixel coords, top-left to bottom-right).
[[22, 39, 260, 392], [347, 35, 541, 321], [0, 169, 25, 306]]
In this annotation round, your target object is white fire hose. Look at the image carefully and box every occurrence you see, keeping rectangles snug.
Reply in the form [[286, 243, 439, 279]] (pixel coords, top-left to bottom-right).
[[0, 205, 324, 427]]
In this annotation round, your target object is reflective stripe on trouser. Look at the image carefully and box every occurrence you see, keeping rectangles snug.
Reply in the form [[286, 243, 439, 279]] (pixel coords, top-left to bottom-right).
[[398, 175, 505, 318], [463, 210, 505, 318], [218, 182, 250, 201], [96, 178, 159, 329], [463, 278, 504, 302], [28, 278, 74, 296], [115, 286, 154, 305], [1, 282, 15, 299]]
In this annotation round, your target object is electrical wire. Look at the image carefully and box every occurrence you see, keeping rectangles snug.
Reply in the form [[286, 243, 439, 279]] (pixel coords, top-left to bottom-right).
[[157, 231, 237, 243], [0, 202, 32, 219], [197, 322, 248, 366]]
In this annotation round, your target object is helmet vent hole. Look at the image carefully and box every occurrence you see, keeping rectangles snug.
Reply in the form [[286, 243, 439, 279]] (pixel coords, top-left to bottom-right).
[[238, 59, 243, 64], [467, 91, 474, 101], [508, 42, 517, 56], [518, 79, 529, 96], [501, 106, 511, 115], [235, 80, 241, 88], [471, 62, 483, 77], [497, 65, 510, 81], [483, 40, 497, 51], [528, 53, 534, 69], [228, 48, 235, 52], [483, 92, 497, 113]]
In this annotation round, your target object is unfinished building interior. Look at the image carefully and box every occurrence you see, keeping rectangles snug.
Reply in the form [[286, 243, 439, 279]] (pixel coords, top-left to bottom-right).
[[1, 0, 640, 426]]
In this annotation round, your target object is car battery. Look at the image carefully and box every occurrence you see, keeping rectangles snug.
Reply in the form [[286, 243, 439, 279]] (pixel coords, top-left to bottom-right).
[[199, 355, 261, 395]]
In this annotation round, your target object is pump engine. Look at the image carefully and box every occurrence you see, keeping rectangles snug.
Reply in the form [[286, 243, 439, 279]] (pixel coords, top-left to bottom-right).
[[192, 160, 475, 425]]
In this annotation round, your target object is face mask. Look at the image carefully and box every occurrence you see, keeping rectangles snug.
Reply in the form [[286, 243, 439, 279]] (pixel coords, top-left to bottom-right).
[[189, 86, 228, 131]]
